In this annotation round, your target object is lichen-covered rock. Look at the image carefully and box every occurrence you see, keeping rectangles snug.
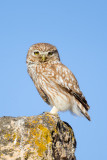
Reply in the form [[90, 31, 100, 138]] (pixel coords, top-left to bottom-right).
[[0, 112, 76, 160]]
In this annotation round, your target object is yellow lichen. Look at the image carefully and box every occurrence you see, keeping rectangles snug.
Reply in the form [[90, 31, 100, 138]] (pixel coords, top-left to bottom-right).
[[27, 124, 52, 157], [4, 133, 11, 140], [12, 132, 20, 146]]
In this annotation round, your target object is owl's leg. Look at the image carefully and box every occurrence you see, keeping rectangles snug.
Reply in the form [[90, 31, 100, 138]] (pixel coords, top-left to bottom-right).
[[50, 106, 58, 114]]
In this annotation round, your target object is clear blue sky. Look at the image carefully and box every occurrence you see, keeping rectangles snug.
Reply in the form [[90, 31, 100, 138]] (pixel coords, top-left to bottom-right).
[[0, 1, 107, 159]]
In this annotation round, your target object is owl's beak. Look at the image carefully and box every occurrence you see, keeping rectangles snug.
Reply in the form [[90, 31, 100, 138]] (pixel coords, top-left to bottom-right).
[[41, 55, 46, 62]]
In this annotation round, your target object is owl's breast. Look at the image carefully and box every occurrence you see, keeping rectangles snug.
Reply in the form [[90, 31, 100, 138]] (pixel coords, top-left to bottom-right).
[[28, 63, 72, 111], [36, 73, 71, 111]]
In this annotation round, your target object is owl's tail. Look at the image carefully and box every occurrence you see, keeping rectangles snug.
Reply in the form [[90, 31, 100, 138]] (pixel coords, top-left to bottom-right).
[[77, 100, 91, 121], [70, 99, 91, 121]]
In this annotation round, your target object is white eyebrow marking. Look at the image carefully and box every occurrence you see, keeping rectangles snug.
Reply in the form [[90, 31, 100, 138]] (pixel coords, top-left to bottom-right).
[[39, 51, 48, 55]]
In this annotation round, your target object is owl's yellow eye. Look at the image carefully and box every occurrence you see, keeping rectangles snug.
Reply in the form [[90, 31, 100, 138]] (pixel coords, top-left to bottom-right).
[[48, 52, 53, 55], [34, 51, 39, 55]]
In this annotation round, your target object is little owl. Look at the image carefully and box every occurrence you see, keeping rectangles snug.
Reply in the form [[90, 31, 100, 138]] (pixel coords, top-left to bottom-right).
[[26, 43, 91, 121]]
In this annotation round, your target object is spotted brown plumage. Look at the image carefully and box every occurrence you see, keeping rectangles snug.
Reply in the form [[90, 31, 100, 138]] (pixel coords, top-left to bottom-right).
[[26, 43, 91, 121]]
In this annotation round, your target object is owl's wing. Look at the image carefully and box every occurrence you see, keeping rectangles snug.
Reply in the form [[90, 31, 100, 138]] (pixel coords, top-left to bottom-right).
[[50, 63, 90, 111]]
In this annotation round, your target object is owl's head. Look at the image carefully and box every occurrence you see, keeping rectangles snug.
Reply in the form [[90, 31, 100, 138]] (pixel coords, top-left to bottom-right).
[[26, 43, 60, 65]]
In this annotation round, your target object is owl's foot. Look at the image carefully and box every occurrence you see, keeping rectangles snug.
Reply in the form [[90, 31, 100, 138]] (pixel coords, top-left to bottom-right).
[[50, 106, 59, 115]]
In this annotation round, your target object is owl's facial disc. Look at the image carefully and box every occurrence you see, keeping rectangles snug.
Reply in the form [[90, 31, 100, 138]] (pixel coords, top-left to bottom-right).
[[38, 51, 54, 62], [40, 51, 54, 62]]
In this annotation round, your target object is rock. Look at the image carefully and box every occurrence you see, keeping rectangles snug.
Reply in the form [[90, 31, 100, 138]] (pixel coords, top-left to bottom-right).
[[0, 112, 76, 160]]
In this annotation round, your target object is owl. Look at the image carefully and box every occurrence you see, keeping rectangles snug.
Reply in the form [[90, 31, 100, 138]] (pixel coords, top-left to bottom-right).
[[26, 43, 91, 121]]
